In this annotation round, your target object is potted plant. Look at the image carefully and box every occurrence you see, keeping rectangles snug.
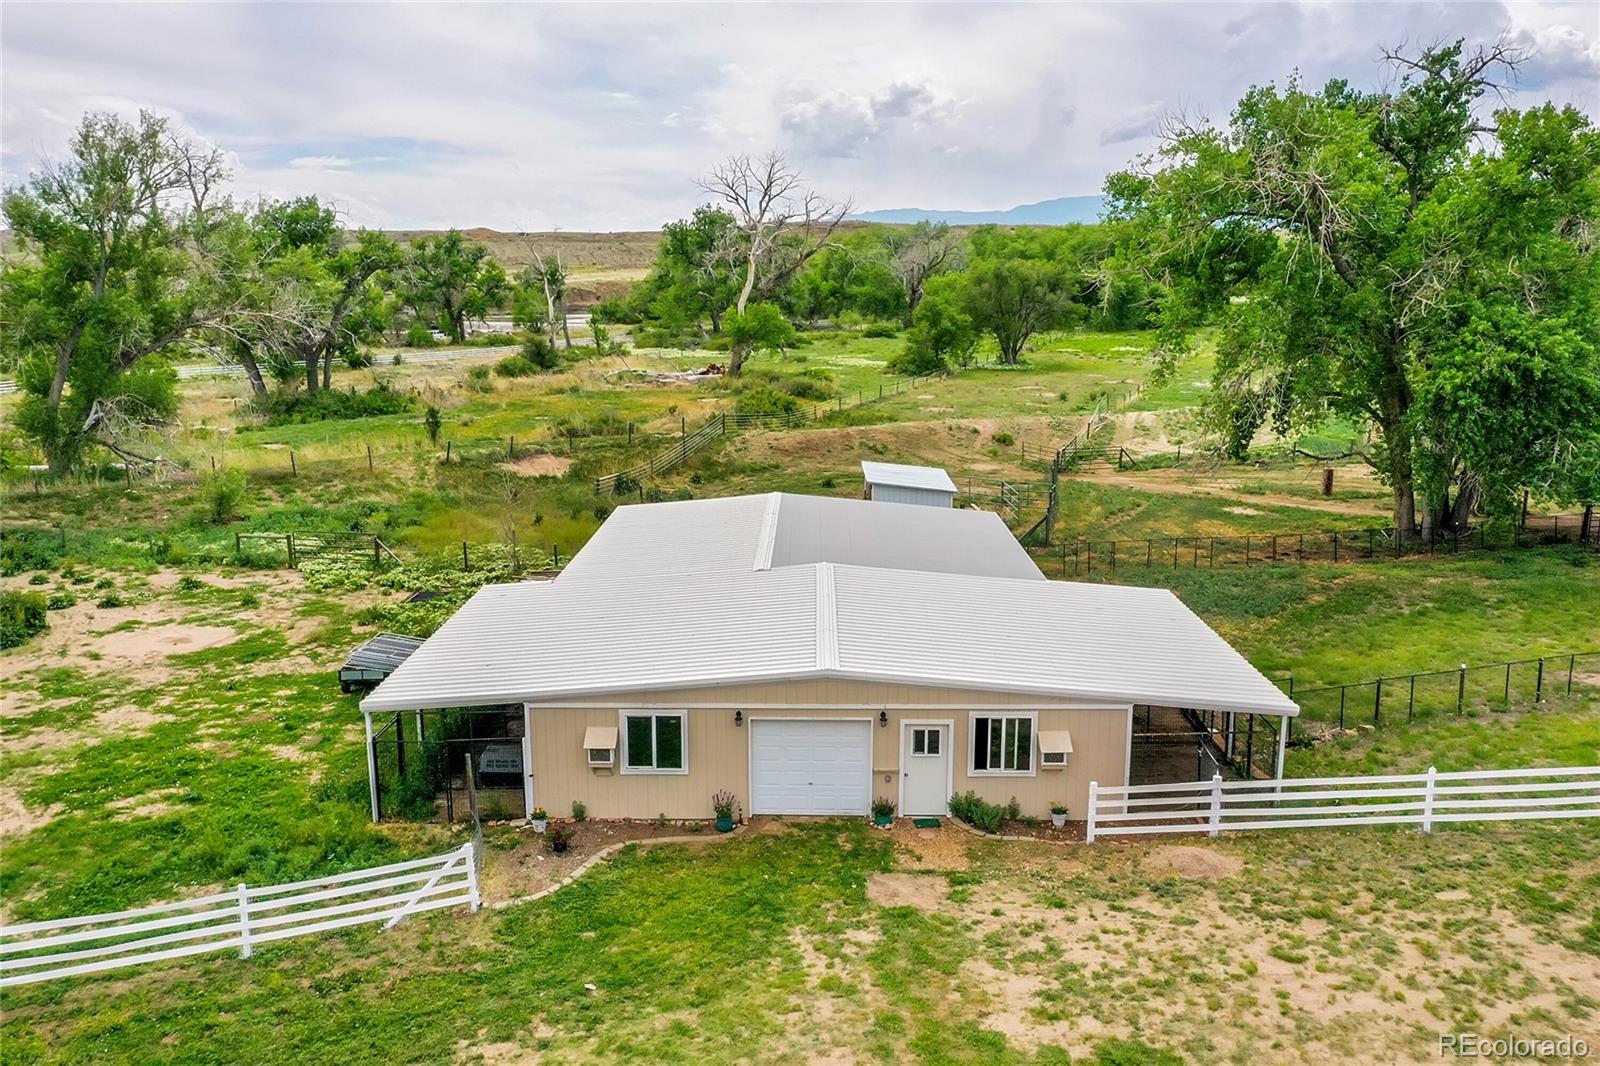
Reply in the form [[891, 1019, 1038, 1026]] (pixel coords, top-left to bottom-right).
[[712, 790, 737, 833], [548, 822, 573, 854], [871, 797, 895, 828], [530, 806, 549, 833], [1049, 802, 1069, 829]]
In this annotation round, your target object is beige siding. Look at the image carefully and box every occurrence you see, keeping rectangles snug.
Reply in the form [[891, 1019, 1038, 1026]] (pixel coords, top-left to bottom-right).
[[528, 680, 1130, 821]]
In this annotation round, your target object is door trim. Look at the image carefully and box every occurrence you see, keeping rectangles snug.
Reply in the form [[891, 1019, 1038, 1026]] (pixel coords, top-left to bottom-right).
[[746, 715, 874, 816], [897, 718, 955, 818]]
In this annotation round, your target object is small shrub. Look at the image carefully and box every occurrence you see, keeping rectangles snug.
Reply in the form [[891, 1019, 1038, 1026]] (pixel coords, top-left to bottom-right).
[[494, 355, 538, 378], [27, 573, 48, 586], [95, 592, 125, 609], [94, 577, 114, 591], [176, 575, 207, 592], [520, 334, 559, 370], [862, 323, 901, 338], [0, 590, 48, 649], [948, 791, 1006, 833], [404, 323, 439, 348], [612, 473, 639, 497], [735, 387, 800, 417], [424, 405, 442, 445], [464, 366, 494, 392], [45, 591, 76, 610], [571, 800, 587, 822], [245, 382, 414, 427], [992, 431, 1015, 446], [820, 477, 836, 489], [198, 468, 248, 524], [343, 349, 375, 369]]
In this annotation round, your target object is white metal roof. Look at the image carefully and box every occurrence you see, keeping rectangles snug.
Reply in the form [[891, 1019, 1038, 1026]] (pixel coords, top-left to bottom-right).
[[361, 560, 1297, 717], [860, 461, 957, 494], [555, 492, 1041, 582]]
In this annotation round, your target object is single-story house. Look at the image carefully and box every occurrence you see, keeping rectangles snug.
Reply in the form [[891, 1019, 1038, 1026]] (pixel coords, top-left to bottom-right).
[[359, 492, 1298, 822], [860, 461, 958, 507]]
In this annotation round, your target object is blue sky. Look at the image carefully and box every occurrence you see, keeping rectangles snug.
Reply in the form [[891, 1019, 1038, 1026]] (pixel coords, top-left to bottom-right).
[[3, 1, 1596, 230]]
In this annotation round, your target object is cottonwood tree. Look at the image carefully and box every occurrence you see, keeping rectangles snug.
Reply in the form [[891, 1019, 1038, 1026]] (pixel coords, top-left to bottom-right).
[[399, 230, 508, 343], [1, 111, 231, 472], [642, 205, 743, 334], [211, 197, 400, 395], [962, 259, 1075, 364], [698, 152, 851, 374], [881, 221, 963, 324], [1108, 40, 1600, 533]]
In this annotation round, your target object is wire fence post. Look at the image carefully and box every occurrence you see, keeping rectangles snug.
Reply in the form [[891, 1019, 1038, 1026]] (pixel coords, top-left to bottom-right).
[[1458, 664, 1467, 713], [1373, 678, 1382, 724], [1535, 658, 1544, 703]]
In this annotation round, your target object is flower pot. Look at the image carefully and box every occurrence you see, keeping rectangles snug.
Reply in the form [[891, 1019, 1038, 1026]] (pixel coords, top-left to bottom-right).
[[715, 814, 735, 833], [873, 814, 892, 827], [551, 840, 568, 854], [531, 818, 548, 834], [1050, 813, 1068, 829]]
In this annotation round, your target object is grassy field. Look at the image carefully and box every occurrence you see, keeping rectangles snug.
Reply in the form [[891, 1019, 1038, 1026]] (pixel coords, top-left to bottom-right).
[[4, 321, 1597, 1062]]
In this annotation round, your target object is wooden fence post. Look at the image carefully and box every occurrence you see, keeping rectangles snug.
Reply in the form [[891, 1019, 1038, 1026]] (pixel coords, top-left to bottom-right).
[[237, 883, 253, 959], [446, 440, 452, 462], [462, 541, 469, 571], [289, 451, 297, 476], [1207, 774, 1224, 837], [1458, 664, 1467, 713], [1420, 766, 1437, 834], [1085, 781, 1098, 843], [367, 444, 374, 471]]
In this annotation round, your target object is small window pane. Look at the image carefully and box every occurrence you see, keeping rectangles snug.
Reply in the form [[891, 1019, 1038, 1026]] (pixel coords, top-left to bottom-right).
[[973, 718, 990, 771], [655, 715, 684, 769], [988, 717, 1003, 770], [926, 729, 941, 756], [1012, 718, 1032, 772], [912, 729, 926, 755], [625, 716, 653, 767]]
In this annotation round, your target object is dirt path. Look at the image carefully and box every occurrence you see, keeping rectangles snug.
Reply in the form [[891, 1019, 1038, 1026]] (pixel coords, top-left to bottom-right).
[[1069, 470, 1389, 519]]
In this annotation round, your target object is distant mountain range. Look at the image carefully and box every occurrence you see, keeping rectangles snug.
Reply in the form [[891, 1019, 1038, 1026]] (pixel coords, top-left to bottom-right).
[[851, 195, 1105, 226]]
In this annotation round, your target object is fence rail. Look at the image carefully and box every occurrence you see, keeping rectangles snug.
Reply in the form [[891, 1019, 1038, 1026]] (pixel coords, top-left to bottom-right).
[[0, 843, 479, 988], [1051, 515, 1598, 576], [1086, 765, 1600, 841], [1283, 650, 1599, 729]]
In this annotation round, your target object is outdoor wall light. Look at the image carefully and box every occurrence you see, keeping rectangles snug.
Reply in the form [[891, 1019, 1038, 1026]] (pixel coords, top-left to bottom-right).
[[878, 711, 888, 727], [734, 710, 743, 727]]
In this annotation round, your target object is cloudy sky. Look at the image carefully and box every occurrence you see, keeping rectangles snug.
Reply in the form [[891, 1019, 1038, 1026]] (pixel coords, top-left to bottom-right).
[[3, 2, 1596, 231]]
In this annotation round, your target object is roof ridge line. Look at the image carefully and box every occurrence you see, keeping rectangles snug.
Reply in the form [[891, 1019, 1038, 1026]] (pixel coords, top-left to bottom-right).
[[753, 491, 782, 571], [815, 562, 839, 671]]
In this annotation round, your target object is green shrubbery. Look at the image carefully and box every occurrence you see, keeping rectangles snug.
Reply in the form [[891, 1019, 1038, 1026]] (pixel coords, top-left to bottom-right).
[[494, 355, 539, 378], [735, 387, 801, 417], [244, 382, 414, 427], [0, 528, 63, 576], [0, 590, 48, 649], [947, 791, 1021, 833]]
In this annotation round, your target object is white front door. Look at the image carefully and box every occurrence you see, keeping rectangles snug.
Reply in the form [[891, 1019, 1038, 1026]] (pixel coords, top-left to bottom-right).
[[901, 723, 951, 817], [749, 719, 872, 815]]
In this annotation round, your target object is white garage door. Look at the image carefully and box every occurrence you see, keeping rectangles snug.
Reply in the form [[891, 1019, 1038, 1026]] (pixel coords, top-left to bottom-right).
[[749, 719, 872, 815]]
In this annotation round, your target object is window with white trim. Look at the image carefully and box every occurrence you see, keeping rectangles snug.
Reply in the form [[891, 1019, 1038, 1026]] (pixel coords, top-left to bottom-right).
[[621, 712, 686, 773], [971, 715, 1034, 774]]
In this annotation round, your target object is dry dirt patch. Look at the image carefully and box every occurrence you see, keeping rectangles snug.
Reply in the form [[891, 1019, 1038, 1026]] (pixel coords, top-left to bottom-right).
[[887, 822, 971, 871], [500, 453, 573, 478], [866, 872, 949, 910], [90, 624, 238, 661], [109, 787, 189, 822], [1144, 844, 1242, 879]]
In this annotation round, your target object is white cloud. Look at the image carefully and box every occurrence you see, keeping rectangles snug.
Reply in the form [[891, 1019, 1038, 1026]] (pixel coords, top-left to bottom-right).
[[2, 2, 1595, 229]]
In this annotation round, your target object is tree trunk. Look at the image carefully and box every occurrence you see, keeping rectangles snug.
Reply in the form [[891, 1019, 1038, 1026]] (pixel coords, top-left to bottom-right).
[[1449, 478, 1478, 531], [304, 348, 319, 393], [237, 345, 268, 398], [321, 345, 334, 390], [708, 305, 722, 334], [729, 341, 749, 377], [559, 298, 571, 350], [736, 252, 757, 317]]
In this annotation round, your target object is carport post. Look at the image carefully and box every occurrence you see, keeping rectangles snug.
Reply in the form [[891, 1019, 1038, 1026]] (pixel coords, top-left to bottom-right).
[[363, 708, 379, 822]]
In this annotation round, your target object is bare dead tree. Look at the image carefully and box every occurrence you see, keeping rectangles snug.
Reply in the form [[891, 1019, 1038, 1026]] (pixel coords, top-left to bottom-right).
[[526, 246, 570, 349], [697, 152, 852, 318], [880, 221, 963, 324]]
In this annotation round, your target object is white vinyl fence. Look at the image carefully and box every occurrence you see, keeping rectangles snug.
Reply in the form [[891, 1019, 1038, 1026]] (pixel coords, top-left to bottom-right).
[[0, 842, 478, 988], [1086, 765, 1600, 842]]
